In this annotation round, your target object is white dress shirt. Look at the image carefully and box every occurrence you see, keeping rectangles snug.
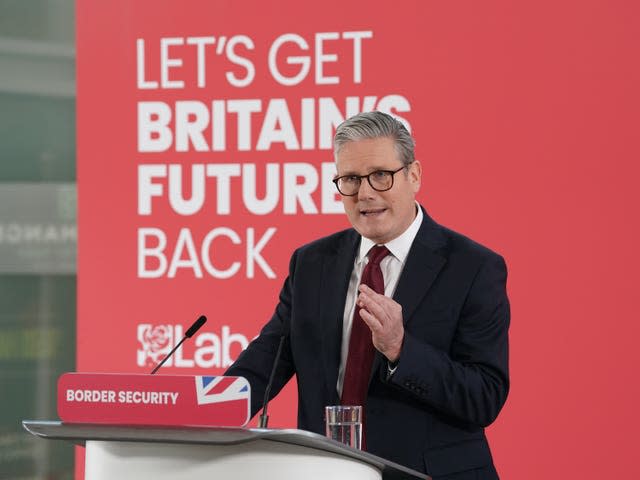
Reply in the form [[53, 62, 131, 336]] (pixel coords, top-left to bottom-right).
[[337, 205, 423, 396]]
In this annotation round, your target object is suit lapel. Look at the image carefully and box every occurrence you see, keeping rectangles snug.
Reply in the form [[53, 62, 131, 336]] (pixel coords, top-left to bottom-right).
[[393, 250, 446, 322], [320, 231, 360, 403]]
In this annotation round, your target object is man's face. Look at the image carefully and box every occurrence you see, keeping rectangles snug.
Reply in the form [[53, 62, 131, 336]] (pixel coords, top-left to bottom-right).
[[335, 137, 422, 244]]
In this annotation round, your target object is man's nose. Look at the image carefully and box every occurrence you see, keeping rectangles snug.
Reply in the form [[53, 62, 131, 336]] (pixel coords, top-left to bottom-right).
[[357, 178, 376, 200]]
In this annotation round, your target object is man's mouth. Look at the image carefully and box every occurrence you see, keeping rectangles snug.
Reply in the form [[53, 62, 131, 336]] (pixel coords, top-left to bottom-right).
[[360, 208, 387, 217]]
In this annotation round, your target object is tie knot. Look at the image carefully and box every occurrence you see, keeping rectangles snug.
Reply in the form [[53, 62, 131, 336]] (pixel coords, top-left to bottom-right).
[[368, 245, 389, 266]]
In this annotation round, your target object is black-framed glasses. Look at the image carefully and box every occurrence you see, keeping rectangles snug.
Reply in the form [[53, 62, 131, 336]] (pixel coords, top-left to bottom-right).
[[332, 165, 410, 196]]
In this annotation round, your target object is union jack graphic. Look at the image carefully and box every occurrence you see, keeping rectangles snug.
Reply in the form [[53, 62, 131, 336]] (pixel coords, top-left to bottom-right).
[[195, 376, 250, 405]]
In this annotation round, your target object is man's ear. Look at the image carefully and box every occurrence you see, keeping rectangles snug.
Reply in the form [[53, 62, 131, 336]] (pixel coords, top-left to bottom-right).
[[410, 160, 422, 193]]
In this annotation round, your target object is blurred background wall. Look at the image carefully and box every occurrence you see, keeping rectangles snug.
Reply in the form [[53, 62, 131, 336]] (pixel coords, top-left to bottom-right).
[[0, 1, 75, 478]]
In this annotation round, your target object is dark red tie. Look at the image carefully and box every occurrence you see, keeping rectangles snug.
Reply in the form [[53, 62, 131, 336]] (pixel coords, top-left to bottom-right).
[[341, 245, 389, 446]]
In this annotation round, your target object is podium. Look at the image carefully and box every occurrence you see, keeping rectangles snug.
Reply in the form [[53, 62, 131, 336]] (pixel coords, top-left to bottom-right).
[[23, 421, 429, 480]]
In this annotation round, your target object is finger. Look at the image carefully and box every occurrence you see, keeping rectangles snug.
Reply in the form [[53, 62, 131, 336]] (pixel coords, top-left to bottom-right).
[[358, 291, 392, 322], [359, 307, 383, 332], [358, 284, 384, 298], [357, 287, 386, 308], [358, 284, 394, 309]]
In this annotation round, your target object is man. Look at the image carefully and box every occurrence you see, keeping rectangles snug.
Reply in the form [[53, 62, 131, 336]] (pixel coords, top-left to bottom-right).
[[226, 111, 510, 479]]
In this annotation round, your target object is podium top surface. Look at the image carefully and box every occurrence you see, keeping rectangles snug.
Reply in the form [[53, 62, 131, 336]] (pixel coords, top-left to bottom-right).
[[23, 421, 429, 480]]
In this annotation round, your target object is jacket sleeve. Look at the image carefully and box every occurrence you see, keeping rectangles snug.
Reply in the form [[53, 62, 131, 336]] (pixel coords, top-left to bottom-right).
[[387, 253, 510, 427]]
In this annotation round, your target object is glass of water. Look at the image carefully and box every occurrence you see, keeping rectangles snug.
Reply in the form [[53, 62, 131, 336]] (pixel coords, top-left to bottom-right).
[[324, 405, 362, 450]]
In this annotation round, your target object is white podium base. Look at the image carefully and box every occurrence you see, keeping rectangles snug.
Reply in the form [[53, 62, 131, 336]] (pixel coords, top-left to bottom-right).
[[85, 439, 381, 480]]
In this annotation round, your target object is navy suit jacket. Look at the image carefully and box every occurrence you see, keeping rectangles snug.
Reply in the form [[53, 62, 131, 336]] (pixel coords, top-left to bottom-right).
[[227, 210, 510, 479]]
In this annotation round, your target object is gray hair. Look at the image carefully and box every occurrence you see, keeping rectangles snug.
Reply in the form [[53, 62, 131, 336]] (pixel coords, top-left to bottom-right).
[[333, 111, 415, 166]]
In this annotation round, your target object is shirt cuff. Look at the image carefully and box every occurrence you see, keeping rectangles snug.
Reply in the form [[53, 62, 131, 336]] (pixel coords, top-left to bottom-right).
[[387, 360, 399, 378]]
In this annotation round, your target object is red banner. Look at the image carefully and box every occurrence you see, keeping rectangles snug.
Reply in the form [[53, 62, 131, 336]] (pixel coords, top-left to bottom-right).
[[58, 373, 250, 427]]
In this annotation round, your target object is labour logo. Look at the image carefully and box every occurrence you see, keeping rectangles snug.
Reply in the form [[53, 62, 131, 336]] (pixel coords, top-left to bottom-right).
[[137, 324, 173, 367]]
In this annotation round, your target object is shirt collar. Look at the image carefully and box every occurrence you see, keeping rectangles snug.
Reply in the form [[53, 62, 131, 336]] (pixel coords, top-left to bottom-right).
[[357, 203, 423, 264]]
